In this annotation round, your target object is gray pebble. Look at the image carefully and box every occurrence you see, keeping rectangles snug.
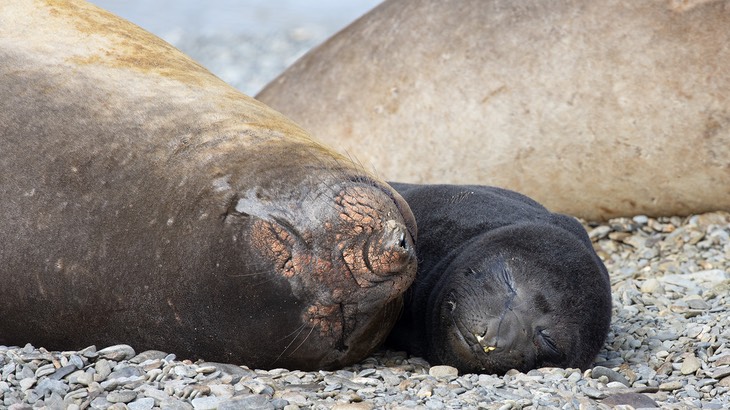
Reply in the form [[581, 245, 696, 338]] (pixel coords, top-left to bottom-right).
[[34, 378, 69, 397], [90, 396, 112, 409], [95, 359, 112, 380], [601, 392, 658, 408], [107, 389, 138, 403], [201, 362, 254, 379], [128, 397, 156, 410], [591, 366, 630, 387], [279, 392, 307, 406], [710, 366, 730, 379], [681, 355, 702, 375], [191, 396, 221, 410], [219, 394, 276, 410], [130, 350, 169, 364], [98, 345, 136, 361], [659, 380, 684, 391], [589, 226, 612, 241], [429, 365, 458, 379], [159, 399, 194, 410], [101, 375, 146, 391], [18, 378, 35, 391], [18, 365, 35, 380], [580, 385, 607, 399], [138, 384, 171, 401], [50, 364, 77, 380], [208, 383, 235, 399], [270, 398, 289, 409], [247, 382, 275, 396], [655, 332, 680, 342], [74, 370, 94, 386], [69, 355, 85, 369], [79, 345, 99, 359], [34, 363, 56, 378]]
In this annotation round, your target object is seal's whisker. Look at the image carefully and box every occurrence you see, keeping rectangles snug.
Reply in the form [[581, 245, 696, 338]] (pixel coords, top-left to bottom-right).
[[272, 323, 308, 365], [286, 323, 316, 357], [224, 267, 272, 278], [277, 322, 308, 344]]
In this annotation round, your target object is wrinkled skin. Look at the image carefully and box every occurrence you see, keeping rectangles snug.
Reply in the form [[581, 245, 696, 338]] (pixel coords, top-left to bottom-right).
[[387, 183, 611, 374], [0, 0, 417, 371], [258, 0, 730, 220]]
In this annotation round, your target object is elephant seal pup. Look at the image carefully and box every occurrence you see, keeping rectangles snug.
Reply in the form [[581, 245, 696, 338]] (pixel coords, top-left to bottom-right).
[[257, 0, 730, 220], [386, 183, 612, 374], [0, 0, 417, 371]]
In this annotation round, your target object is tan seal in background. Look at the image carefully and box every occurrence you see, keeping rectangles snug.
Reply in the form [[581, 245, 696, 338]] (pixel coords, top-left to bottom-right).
[[0, 0, 417, 371], [257, 0, 730, 221]]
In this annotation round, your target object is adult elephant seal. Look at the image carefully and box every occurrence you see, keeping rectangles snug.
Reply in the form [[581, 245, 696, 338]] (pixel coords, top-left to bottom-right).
[[386, 183, 612, 374], [0, 0, 417, 371], [257, 0, 730, 221]]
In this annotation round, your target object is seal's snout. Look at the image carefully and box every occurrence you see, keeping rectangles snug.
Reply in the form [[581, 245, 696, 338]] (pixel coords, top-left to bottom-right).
[[473, 314, 525, 355], [384, 219, 409, 250], [474, 329, 498, 353], [365, 219, 414, 277], [334, 182, 417, 289]]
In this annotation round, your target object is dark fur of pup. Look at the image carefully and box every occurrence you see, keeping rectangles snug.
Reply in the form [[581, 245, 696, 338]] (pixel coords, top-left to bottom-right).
[[386, 183, 612, 374]]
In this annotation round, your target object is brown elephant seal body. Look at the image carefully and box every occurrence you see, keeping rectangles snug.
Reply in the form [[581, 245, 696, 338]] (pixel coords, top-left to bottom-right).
[[257, 0, 730, 220], [0, 0, 417, 371]]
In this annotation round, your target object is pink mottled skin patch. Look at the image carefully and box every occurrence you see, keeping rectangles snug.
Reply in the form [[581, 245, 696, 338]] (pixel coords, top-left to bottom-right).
[[250, 183, 416, 342]]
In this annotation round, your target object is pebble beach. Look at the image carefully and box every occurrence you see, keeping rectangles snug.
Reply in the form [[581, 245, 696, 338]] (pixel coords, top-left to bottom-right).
[[3, 3, 729, 409]]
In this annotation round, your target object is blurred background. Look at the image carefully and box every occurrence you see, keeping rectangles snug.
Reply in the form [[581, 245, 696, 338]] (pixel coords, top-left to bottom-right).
[[89, 0, 382, 95]]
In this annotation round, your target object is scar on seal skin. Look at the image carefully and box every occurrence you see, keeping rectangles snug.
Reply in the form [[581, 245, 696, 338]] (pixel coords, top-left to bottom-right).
[[386, 183, 612, 374]]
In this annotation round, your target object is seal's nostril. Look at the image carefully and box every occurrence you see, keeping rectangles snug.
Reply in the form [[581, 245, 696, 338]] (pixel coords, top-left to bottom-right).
[[383, 220, 407, 250]]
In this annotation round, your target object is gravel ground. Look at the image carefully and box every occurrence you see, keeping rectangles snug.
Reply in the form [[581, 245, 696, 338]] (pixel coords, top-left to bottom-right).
[[2, 212, 728, 409], [161, 28, 327, 96], [88, 1, 378, 96], [3, 25, 729, 410]]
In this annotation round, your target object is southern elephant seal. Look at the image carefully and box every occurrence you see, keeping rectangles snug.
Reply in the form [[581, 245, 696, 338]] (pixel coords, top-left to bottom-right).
[[257, 0, 730, 220], [0, 0, 417, 371], [386, 183, 612, 374]]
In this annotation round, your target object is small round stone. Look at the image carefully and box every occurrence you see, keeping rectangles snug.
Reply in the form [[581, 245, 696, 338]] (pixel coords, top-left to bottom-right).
[[681, 355, 702, 375], [591, 366, 630, 386], [98, 345, 136, 361], [429, 366, 458, 379], [191, 396, 222, 410], [107, 390, 138, 403], [602, 393, 659, 408], [127, 398, 155, 410]]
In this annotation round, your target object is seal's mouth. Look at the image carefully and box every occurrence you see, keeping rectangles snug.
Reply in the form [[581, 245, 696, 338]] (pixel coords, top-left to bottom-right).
[[443, 285, 534, 374], [451, 308, 498, 356], [447, 312, 519, 374]]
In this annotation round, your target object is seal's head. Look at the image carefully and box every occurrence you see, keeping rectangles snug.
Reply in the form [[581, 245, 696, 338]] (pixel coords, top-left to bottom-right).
[[425, 223, 611, 374], [209, 147, 419, 369]]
